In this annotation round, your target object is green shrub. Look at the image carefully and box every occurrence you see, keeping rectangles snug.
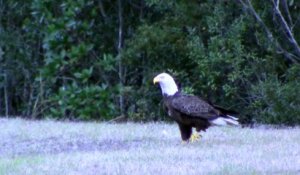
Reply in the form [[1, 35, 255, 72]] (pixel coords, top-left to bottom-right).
[[48, 84, 116, 120], [250, 66, 300, 125]]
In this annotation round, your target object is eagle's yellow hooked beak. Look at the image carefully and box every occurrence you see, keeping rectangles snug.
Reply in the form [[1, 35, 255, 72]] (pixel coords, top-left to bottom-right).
[[153, 76, 160, 84]]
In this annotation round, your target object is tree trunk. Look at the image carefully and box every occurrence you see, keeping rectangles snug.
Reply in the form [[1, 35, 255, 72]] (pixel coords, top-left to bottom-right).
[[4, 72, 9, 117], [117, 0, 125, 116]]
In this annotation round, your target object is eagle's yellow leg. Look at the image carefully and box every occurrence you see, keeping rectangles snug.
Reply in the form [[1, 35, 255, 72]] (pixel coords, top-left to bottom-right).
[[190, 132, 201, 143]]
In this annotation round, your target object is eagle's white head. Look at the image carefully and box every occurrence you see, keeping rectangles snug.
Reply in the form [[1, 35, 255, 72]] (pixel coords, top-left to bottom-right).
[[153, 73, 178, 96]]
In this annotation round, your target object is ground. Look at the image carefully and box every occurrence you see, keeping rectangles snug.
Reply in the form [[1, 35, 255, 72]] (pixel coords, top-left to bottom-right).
[[0, 118, 300, 175]]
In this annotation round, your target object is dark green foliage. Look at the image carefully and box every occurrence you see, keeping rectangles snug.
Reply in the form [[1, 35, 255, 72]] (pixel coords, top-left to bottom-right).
[[49, 84, 115, 120], [250, 65, 300, 125], [0, 0, 300, 125]]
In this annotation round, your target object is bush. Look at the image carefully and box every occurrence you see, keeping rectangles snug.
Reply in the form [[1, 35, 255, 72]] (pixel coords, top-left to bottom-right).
[[48, 84, 116, 120], [249, 66, 300, 125]]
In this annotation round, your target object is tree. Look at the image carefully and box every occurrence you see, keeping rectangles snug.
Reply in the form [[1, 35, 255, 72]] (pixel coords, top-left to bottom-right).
[[236, 0, 300, 63], [0, 0, 299, 125]]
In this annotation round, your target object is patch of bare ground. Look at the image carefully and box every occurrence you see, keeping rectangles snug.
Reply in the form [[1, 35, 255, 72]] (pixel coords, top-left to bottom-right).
[[1, 137, 143, 156]]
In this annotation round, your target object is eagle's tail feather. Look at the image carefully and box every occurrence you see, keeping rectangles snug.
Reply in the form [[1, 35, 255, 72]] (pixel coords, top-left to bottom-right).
[[209, 115, 240, 126]]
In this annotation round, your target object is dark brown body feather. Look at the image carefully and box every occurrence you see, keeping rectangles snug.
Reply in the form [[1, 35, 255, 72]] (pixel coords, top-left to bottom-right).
[[163, 92, 232, 141]]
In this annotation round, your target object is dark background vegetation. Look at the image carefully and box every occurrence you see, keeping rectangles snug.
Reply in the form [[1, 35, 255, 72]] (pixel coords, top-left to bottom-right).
[[0, 0, 299, 125]]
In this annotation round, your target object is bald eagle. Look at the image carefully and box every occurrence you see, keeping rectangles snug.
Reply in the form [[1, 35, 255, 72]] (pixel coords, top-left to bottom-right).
[[153, 73, 239, 142]]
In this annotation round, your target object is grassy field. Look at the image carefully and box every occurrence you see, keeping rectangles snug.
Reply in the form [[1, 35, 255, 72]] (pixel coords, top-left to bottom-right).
[[0, 118, 300, 175]]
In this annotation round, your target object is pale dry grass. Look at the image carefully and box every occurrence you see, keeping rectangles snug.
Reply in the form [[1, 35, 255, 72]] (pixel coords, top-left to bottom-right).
[[0, 118, 300, 175]]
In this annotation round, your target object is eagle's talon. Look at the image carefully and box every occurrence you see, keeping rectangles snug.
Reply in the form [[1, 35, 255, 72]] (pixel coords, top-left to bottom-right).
[[181, 140, 189, 145], [190, 133, 201, 142]]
